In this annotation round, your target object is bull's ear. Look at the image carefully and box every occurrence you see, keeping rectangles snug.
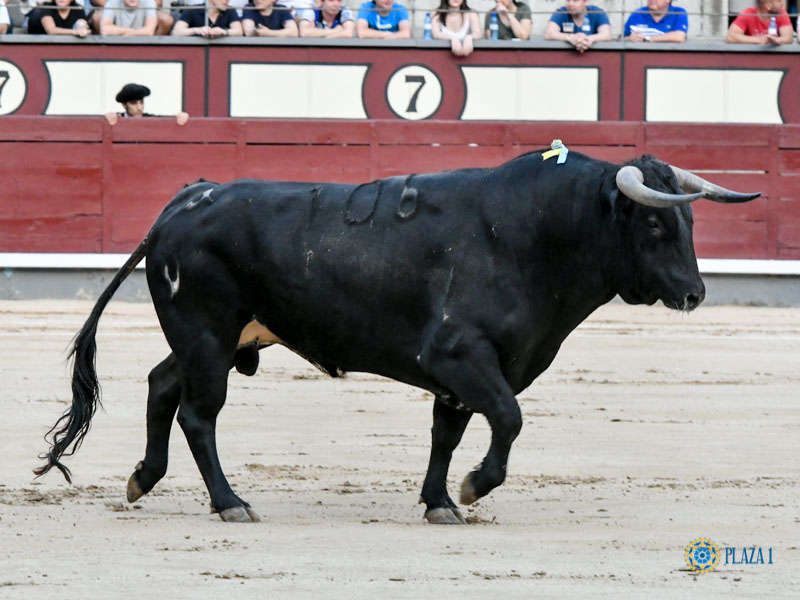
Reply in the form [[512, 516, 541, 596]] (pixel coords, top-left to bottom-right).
[[599, 176, 619, 218]]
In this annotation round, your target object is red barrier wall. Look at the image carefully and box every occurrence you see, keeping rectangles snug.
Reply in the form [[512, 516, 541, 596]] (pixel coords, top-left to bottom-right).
[[1, 117, 798, 260]]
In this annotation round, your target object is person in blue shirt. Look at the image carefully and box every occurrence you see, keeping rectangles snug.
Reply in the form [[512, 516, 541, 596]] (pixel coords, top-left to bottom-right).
[[624, 0, 688, 42], [356, 0, 410, 38], [545, 0, 611, 52]]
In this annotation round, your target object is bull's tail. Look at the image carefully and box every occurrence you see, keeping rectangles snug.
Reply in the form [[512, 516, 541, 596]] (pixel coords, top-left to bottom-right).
[[34, 234, 153, 482]]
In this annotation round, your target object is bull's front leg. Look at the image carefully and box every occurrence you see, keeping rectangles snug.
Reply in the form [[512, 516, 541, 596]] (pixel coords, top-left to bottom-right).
[[420, 396, 473, 524], [419, 323, 523, 515]]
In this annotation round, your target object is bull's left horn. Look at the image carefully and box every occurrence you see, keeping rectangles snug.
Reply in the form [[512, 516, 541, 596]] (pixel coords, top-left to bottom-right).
[[670, 166, 761, 203], [616, 166, 704, 208]]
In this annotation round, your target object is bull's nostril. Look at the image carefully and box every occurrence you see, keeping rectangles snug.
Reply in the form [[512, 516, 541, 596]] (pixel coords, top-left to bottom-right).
[[684, 292, 702, 310]]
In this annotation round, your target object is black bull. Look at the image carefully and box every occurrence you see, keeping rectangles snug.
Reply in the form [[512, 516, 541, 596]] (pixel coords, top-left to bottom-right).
[[36, 149, 758, 523]]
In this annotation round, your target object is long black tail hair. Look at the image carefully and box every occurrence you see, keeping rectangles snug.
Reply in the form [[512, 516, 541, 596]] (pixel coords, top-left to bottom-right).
[[34, 235, 152, 482], [34, 179, 217, 482]]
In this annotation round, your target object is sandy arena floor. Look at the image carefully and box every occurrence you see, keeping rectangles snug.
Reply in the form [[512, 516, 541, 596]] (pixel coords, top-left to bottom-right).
[[0, 300, 798, 598]]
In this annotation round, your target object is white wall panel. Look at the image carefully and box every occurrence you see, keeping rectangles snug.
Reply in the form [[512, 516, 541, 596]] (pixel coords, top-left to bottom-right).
[[45, 61, 183, 116], [461, 67, 599, 121], [646, 69, 784, 124], [229, 64, 368, 119]]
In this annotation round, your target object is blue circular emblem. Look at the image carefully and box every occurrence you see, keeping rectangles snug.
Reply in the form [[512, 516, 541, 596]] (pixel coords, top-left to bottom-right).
[[685, 538, 720, 573]]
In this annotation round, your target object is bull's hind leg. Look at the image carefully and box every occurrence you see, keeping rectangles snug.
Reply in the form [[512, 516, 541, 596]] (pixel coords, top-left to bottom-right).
[[420, 397, 473, 524], [421, 327, 522, 510], [174, 333, 260, 523], [127, 353, 182, 503], [127, 346, 261, 504]]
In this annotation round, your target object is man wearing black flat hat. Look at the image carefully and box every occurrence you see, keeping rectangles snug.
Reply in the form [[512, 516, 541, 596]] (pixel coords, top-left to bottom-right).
[[105, 82, 189, 125]]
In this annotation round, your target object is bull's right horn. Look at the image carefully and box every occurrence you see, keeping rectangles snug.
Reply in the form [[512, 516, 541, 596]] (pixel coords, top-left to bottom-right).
[[616, 166, 704, 208], [670, 166, 761, 203]]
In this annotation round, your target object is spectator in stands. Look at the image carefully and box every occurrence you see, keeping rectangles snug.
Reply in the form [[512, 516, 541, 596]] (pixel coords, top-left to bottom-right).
[[624, 0, 687, 42], [298, 0, 354, 37], [169, 0, 196, 23], [484, 0, 531, 40], [86, 0, 104, 33], [726, 0, 793, 45], [0, 0, 10, 33], [104, 83, 189, 124], [242, 0, 297, 36], [8, 0, 41, 33], [356, 0, 410, 38], [26, 0, 91, 35], [100, 0, 157, 35], [169, 0, 242, 25], [173, 0, 243, 36], [154, 0, 173, 34], [431, 0, 481, 57], [728, 0, 749, 27], [545, 0, 610, 52], [280, 0, 313, 19]]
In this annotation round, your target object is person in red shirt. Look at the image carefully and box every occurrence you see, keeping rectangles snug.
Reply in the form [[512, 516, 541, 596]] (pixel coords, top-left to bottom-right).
[[726, 0, 793, 44]]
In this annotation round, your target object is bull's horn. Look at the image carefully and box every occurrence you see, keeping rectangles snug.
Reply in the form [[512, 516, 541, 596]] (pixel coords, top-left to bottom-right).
[[615, 166, 703, 208], [670, 166, 761, 203]]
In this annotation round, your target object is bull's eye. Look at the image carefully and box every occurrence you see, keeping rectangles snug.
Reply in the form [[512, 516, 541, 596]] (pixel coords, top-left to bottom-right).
[[645, 215, 662, 236]]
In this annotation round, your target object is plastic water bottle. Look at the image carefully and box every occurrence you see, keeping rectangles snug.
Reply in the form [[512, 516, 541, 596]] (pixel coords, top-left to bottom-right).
[[490, 13, 499, 40], [423, 13, 432, 40], [768, 16, 777, 36]]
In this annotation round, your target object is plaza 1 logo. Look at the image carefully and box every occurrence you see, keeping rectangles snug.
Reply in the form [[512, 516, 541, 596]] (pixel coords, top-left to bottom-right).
[[684, 538, 774, 574], [684, 538, 721, 573]]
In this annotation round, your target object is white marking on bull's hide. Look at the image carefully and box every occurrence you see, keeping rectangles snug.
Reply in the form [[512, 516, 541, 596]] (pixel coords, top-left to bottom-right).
[[440, 268, 455, 323], [238, 320, 283, 347], [164, 264, 180, 298], [305, 250, 314, 270], [185, 187, 214, 210]]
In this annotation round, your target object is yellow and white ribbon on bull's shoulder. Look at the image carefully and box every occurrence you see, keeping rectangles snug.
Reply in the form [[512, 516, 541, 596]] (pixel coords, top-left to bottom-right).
[[542, 139, 569, 164]]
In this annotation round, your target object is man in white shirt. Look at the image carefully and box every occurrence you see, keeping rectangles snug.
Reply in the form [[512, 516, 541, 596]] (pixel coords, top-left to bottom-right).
[[279, 0, 313, 18], [0, 0, 11, 33], [100, 0, 157, 34]]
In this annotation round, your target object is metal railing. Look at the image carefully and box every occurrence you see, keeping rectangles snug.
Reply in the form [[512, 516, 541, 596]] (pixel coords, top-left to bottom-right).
[[3, 2, 799, 40]]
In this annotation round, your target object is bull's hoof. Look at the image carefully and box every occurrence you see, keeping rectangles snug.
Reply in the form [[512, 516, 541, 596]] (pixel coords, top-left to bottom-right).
[[126, 461, 145, 503], [425, 507, 467, 525], [460, 473, 479, 505], [218, 506, 262, 523]]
